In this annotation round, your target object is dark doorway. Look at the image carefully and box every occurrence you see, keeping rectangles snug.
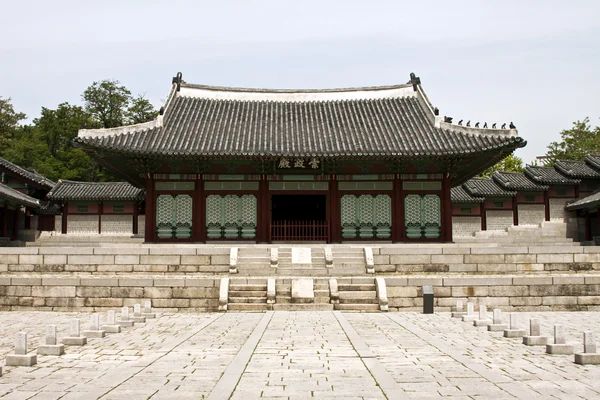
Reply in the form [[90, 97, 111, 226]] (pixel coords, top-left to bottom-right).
[[270, 195, 328, 241], [271, 195, 326, 221]]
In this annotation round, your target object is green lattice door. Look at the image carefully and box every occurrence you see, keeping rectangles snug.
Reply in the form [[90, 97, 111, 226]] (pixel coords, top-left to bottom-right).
[[206, 195, 257, 239], [341, 195, 391, 238], [155, 194, 193, 239], [404, 194, 441, 239]]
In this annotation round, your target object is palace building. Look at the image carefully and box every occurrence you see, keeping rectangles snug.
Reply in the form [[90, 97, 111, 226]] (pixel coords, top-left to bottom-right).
[[74, 72, 526, 243]]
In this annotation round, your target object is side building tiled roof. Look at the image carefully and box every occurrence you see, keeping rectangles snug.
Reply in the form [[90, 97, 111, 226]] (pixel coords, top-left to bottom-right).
[[492, 171, 548, 191], [462, 178, 517, 198], [554, 160, 600, 179], [585, 154, 600, 170], [47, 180, 145, 201], [524, 165, 580, 185], [0, 182, 40, 209], [0, 157, 55, 189], [566, 189, 600, 211], [451, 186, 485, 203]]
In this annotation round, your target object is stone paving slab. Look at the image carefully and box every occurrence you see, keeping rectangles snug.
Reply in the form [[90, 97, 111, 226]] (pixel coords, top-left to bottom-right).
[[1, 311, 600, 399]]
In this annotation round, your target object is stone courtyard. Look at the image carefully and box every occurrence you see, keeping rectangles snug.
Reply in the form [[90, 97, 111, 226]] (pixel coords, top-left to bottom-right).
[[1, 310, 599, 399]]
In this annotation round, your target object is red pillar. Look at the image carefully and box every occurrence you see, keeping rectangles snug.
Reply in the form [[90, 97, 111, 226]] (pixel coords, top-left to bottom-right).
[[480, 202, 487, 231], [98, 201, 103, 234], [61, 202, 68, 234], [393, 175, 404, 242], [329, 176, 341, 243], [13, 208, 19, 239], [543, 191, 550, 221], [258, 176, 269, 243], [512, 197, 518, 226], [145, 176, 155, 242], [132, 201, 139, 235], [442, 175, 452, 242], [1, 206, 6, 237], [194, 176, 206, 242]]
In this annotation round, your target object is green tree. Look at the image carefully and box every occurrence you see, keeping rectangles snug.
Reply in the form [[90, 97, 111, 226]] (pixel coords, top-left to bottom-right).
[[479, 153, 524, 178], [82, 80, 132, 128], [0, 97, 27, 154], [544, 118, 600, 165], [127, 95, 158, 124]]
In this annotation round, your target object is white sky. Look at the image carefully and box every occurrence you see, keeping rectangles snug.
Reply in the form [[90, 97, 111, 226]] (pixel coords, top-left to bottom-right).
[[2, 0, 600, 163]]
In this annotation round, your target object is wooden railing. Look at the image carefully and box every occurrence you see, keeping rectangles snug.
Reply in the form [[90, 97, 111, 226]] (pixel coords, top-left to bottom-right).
[[270, 220, 329, 241]]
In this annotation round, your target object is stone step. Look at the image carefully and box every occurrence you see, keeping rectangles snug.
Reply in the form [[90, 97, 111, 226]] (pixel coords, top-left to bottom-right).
[[227, 303, 270, 311], [229, 285, 267, 291], [339, 290, 377, 299], [339, 297, 378, 304], [338, 284, 375, 291], [228, 297, 267, 304], [229, 290, 266, 297], [334, 303, 380, 311], [272, 304, 334, 311]]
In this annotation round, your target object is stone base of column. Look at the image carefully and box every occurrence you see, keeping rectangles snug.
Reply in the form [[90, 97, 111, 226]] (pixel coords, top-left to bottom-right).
[[6, 354, 37, 366], [37, 344, 65, 356], [487, 324, 509, 332], [62, 337, 87, 346], [451, 312, 465, 318], [117, 320, 135, 327], [82, 330, 106, 339], [101, 325, 122, 334], [523, 336, 548, 346], [575, 353, 600, 365], [546, 344, 574, 354], [142, 313, 156, 319], [504, 329, 527, 338], [474, 319, 492, 327]]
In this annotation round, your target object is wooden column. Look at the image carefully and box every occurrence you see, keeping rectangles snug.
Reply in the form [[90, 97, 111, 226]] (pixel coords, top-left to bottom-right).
[[144, 176, 155, 242], [512, 197, 518, 226], [585, 213, 591, 241], [61, 202, 68, 234], [393, 175, 404, 242], [1, 206, 6, 237], [258, 176, 269, 243], [98, 201, 103, 234], [194, 176, 206, 243], [329, 176, 341, 243], [544, 191, 550, 221], [480, 202, 487, 231], [132, 201, 139, 235], [13, 207, 19, 239], [442, 175, 452, 242]]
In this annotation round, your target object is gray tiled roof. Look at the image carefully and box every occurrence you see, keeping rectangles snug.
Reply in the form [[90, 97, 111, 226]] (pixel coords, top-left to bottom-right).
[[492, 171, 548, 191], [75, 81, 525, 159], [47, 180, 144, 201], [37, 202, 61, 215], [451, 186, 485, 203], [0, 183, 39, 208], [585, 154, 600, 170], [566, 190, 600, 211], [0, 157, 55, 189], [554, 160, 600, 179], [463, 178, 517, 197], [524, 165, 580, 185]]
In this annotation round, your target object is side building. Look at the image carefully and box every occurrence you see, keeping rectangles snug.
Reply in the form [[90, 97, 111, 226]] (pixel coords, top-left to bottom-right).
[[74, 72, 525, 243]]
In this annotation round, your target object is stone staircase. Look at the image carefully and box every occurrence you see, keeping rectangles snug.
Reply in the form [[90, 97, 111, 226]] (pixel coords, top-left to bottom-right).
[[273, 278, 333, 310], [329, 247, 366, 275], [276, 247, 329, 276], [236, 247, 272, 275], [455, 222, 577, 246], [227, 279, 271, 311], [335, 278, 379, 312]]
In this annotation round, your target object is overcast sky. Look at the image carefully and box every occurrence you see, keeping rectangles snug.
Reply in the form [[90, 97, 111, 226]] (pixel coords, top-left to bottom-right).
[[2, 0, 599, 163]]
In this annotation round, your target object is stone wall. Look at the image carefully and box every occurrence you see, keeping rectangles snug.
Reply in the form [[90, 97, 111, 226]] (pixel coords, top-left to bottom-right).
[[451, 216, 481, 237], [54, 215, 62, 233], [485, 210, 513, 231], [550, 198, 575, 221], [67, 215, 99, 234], [517, 204, 545, 226], [101, 215, 133, 234], [138, 215, 145, 236]]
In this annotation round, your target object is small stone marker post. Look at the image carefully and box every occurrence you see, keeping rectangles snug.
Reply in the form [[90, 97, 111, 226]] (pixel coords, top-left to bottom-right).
[[462, 302, 477, 322], [83, 314, 106, 338], [451, 300, 465, 318], [422, 286, 434, 314], [487, 309, 509, 332], [6, 332, 37, 366], [142, 301, 156, 319], [504, 313, 527, 338], [474, 304, 492, 326], [546, 324, 573, 354], [523, 318, 548, 346], [37, 325, 65, 356], [101, 310, 122, 333], [575, 331, 600, 364], [62, 320, 87, 346], [118, 306, 134, 327], [132, 304, 146, 323]]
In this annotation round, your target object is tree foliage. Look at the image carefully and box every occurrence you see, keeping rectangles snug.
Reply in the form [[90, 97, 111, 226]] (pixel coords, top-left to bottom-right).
[[479, 153, 524, 178], [0, 80, 157, 182], [544, 118, 600, 165]]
